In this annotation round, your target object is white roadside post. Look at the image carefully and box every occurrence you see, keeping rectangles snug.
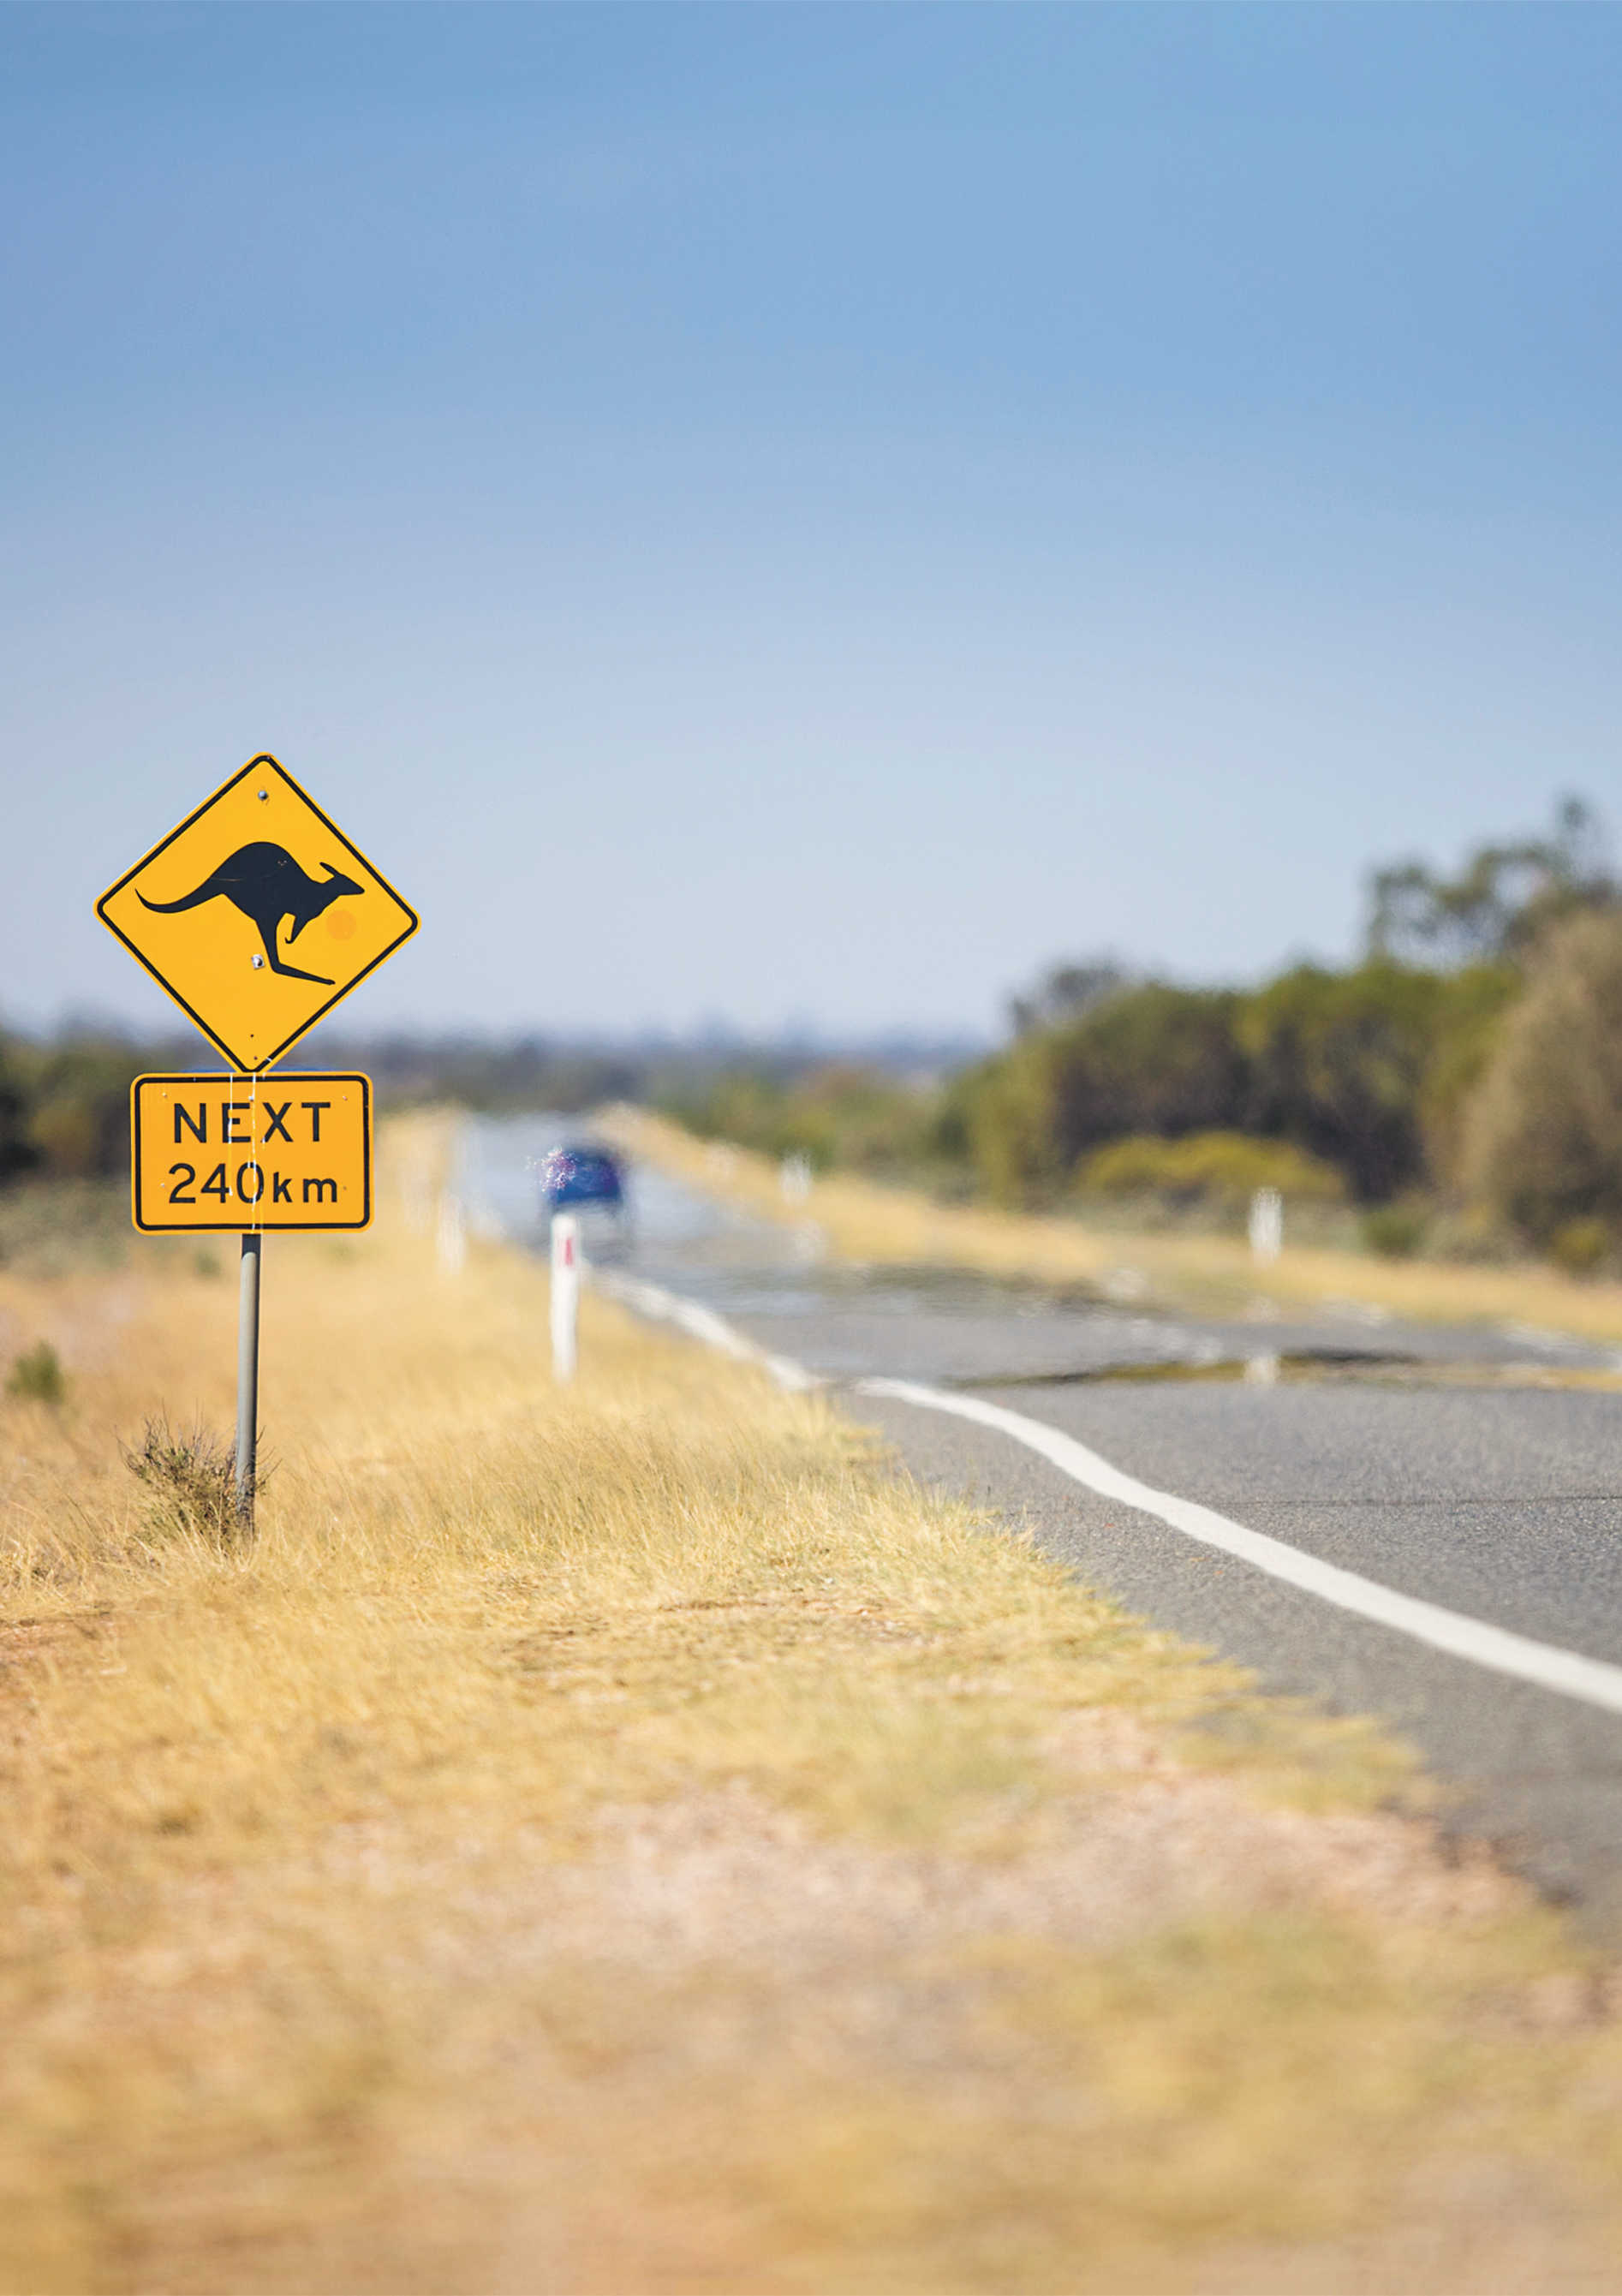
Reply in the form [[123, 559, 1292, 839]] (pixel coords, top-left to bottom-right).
[[1248, 1185, 1284, 1265], [436, 1188, 466, 1275], [551, 1212, 580, 1382]]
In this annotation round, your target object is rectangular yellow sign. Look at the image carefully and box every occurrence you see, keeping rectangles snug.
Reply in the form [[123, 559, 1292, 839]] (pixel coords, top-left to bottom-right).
[[130, 1073, 373, 1233]]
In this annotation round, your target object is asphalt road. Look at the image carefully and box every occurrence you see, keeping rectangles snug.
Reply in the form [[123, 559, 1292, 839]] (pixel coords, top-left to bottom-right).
[[466, 1120, 1622, 1931]]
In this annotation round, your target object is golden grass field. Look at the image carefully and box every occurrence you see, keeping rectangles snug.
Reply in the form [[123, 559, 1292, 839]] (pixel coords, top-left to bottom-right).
[[604, 1106, 1622, 1350], [3, 1114, 1622, 2292]]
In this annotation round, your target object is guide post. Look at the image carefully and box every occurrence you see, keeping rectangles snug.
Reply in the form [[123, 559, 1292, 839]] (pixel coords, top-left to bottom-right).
[[552, 1213, 579, 1383]]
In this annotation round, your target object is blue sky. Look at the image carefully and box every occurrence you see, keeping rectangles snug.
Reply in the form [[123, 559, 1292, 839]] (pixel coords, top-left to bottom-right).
[[5, 4, 1621, 1041]]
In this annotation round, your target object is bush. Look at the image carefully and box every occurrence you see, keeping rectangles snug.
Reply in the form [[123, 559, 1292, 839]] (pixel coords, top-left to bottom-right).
[[957, 1038, 1071, 1206], [1047, 985, 1252, 1154], [957, 961, 1512, 1210], [1415, 964, 1523, 1193], [1076, 1131, 1345, 1210], [19, 1036, 145, 1178], [28, 1094, 105, 1178], [1239, 962, 1485, 1203], [1461, 911, 1622, 1244], [1422, 1208, 1515, 1266], [955, 985, 1250, 1207], [6, 1341, 65, 1404], [1361, 1206, 1428, 1259], [0, 1039, 38, 1183], [120, 1415, 250, 1547], [1548, 1219, 1611, 1279]]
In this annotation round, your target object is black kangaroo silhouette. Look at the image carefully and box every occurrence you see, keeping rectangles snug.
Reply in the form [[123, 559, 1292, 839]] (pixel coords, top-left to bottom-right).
[[138, 843, 363, 987]]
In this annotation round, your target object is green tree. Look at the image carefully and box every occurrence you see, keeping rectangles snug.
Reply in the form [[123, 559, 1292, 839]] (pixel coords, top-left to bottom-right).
[[1461, 910, 1622, 1244], [1240, 963, 1482, 1202], [957, 1037, 1070, 1207], [957, 985, 1249, 1207], [1366, 795, 1613, 969], [0, 1035, 39, 1183], [960, 960, 1509, 1208], [1007, 956, 1129, 1038], [27, 1036, 147, 1178]]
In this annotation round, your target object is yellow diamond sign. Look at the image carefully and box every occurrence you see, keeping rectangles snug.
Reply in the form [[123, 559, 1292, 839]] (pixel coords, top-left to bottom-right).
[[96, 754, 419, 1073]]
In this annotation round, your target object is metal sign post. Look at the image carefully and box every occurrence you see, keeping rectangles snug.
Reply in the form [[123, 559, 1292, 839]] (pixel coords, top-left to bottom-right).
[[119, 1068, 372, 1537], [236, 1231, 263, 1529], [125, 1071, 375, 1529]]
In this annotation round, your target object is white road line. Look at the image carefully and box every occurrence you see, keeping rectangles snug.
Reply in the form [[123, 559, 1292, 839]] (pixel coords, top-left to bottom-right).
[[860, 1375, 1622, 1720], [587, 1266, 1622, 1721], [587, 1267, 822, 1392]]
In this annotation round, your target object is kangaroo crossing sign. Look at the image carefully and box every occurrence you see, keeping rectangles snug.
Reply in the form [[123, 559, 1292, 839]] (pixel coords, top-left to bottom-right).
[[130, 1073, 372, 1232], [98, 753, 417, 1530], [97, 754, 419, 1073]]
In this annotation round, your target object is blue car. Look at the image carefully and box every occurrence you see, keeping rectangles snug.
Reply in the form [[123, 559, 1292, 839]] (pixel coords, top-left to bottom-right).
[[537, 1143, 626, 1215]]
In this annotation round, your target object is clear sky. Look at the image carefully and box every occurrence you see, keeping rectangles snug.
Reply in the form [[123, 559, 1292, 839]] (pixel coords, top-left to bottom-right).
[[5, 3, 1620, 1041]]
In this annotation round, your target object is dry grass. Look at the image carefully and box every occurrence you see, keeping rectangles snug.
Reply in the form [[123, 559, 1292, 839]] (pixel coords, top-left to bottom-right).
[[606, 1106, 1622, 1345], [3, 1113, 1622, 2293]]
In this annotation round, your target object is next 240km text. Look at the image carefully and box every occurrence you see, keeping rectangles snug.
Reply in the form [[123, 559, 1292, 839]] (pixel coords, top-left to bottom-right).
[[129, 1073, 373, 1232]]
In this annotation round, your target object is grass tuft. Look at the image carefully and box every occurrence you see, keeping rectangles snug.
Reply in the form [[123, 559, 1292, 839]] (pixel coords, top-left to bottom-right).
[[119, 1411, 248, 1548]]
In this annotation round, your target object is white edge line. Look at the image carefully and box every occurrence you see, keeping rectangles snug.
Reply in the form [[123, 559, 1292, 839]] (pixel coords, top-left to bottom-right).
[[858, 1375, 1622, 1720], [584, 1263, 1622, 1721], [586, 1266, 822, 1393]]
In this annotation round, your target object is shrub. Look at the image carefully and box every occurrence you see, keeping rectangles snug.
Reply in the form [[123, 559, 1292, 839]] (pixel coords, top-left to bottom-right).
[[1361, 1206, 1428, 1259], [28, 1094, 104, 1178], [958, 1038, 1070, 1206], [956, 985, 1250, 1207], [1415, 964, 1523, 1193], [18, 1035, 146, 1179], [1239, 962, 1470, 1203], [0, 1037, 38, 1183], [1422, 1208, 1515, 1266], [6, 1341, 65, 1404], [1076, 1131, 1345, 1210], [1461, 911, 1622, 1244], [1548, 1218, 1611, 1279], [1047, 985, 1251, 1157], [959, 960, 1509, 1210], [120, 1415, 250, 1547]]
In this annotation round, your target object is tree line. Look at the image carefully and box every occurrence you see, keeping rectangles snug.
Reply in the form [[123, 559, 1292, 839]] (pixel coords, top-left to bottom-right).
[[0, 1027, 659, 1193], [0, 1024, 939, 1193], [669, 801, 1622, 1267]]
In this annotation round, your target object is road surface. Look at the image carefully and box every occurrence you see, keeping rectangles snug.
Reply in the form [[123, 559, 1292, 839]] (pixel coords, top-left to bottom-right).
[[465, 1119, 1622, 1930]]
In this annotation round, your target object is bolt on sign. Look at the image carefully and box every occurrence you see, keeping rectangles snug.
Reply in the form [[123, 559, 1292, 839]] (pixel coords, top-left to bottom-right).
[[130, 1074, 372, 1233], [96, 754, 419, 1073]]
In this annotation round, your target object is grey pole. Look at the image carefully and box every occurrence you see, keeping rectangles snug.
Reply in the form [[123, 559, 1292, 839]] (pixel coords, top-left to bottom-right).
[[236, 1231, 262, 1533]]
